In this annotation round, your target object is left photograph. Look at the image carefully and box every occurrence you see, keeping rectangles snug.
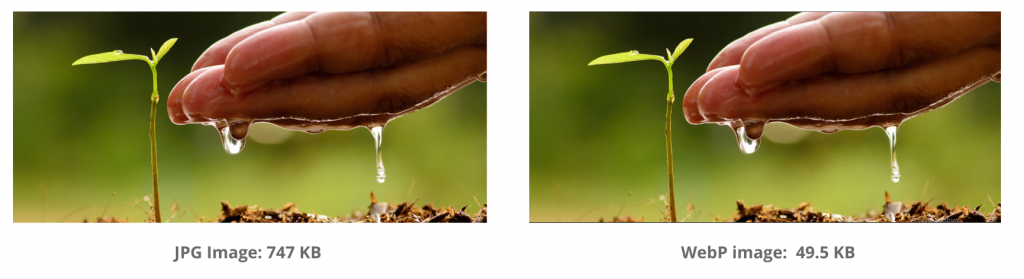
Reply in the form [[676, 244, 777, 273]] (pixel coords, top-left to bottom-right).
[[14, 12, 488, 223]]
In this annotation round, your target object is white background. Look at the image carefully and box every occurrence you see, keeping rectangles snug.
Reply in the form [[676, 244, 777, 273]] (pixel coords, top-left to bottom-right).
[[3, 1, 1019, 277]]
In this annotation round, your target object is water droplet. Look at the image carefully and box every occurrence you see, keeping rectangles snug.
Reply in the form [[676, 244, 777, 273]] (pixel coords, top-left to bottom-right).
[[369, 126, 386, 183], [884, 201, 902, 222], [884, 126, 900, 183], [216, 121, 248, 154], [731, 121, 763, 154], [992, 72, 1001, 83], [476, 72, 487, 82], [113, 50, 123, 55], [370, 202, 388, 222], [629, 50, 639, 55]]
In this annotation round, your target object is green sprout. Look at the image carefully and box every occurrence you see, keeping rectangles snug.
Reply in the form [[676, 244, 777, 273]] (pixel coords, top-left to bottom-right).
[[589, 38, 693, 222], [72, 38, 177, 223]]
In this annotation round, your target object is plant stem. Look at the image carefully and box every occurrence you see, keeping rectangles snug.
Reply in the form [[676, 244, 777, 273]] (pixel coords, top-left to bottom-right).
[[149, 64, 161, 223], [665, 65, 678, 223]]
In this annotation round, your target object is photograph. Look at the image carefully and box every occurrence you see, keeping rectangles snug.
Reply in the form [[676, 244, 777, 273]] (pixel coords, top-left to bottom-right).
[[13, 12, 488, 223], [529, 12, 1000, 222], [4, 3, 1019, 278]]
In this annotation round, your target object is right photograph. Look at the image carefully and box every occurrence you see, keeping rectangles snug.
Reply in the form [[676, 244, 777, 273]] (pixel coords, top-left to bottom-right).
[[530, 12, 1001, 222]]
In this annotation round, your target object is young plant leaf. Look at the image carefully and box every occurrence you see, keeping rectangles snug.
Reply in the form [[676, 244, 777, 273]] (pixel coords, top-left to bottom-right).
[[72, 50, 151, 66], [588, 51, 666, 66], [155, 38, 178, 63], [670, 38, 693, 66]]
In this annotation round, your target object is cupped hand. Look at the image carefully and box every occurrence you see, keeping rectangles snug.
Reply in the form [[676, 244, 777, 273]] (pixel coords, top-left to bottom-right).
[[683, 12, 1000, 132], [168, 12, 486, 132]]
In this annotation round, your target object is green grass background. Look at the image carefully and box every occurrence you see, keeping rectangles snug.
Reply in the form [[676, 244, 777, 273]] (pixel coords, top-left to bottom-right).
[[529, 12, 1000, 222], [14, 12, 486, 222]]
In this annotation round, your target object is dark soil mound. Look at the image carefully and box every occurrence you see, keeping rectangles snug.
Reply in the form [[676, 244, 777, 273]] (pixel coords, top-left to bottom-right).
[[732, 192, 1000, 223], [217, 192, 486, 223]]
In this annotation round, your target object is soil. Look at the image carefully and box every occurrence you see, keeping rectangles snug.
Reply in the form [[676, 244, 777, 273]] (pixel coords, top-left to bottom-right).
[[216, 192, 486, 223], [730, 191, 1000, 223], [79, 191, 486, 223], [600, 191, 1000, 223]]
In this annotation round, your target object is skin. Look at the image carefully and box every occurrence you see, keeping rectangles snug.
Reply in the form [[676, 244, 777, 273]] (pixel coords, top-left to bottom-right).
[[168, 12, 487, 134], [683, 12, 1000, 134]]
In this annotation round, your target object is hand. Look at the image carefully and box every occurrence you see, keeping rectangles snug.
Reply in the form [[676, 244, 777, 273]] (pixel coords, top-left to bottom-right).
[[683, 12, 1000, 132], [168, 12, 486, 133]]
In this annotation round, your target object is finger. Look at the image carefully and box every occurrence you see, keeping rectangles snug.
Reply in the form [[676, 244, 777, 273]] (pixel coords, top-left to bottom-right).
[[698, 46, 999, 124], [221, 12, 487, 95], [682, 67, 727, 124], [168, 67, 212, 124], [182, 45, 486, 125], [739, 12, 1001, 95], [191, 11, 315, 71], [706, 12, 830, 72]]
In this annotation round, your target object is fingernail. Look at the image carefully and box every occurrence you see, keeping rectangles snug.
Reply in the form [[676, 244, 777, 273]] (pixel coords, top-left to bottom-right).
[[221, 76, 239, 96], [222, 78, 266, 96], [738, 79, 782, 96], [735, 73, 758, 96]]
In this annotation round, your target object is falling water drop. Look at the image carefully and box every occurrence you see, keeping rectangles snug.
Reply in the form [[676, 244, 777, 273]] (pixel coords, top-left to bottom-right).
[[218, 126, 245, 154], [884, 126, 900, 183], [731, 121, 764, 154], [369, 126, 386, 183], [216, 121, 249, 155]]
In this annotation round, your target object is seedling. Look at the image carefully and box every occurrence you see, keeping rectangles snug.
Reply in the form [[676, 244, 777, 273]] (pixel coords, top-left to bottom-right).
[[589, 38, 693, 222], [72, 38, 178, 223]]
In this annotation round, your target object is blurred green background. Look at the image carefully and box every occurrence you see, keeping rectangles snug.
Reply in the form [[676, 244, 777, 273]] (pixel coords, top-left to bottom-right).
[[14, 12, 486, 222], [529, 12, 1000, 222]]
